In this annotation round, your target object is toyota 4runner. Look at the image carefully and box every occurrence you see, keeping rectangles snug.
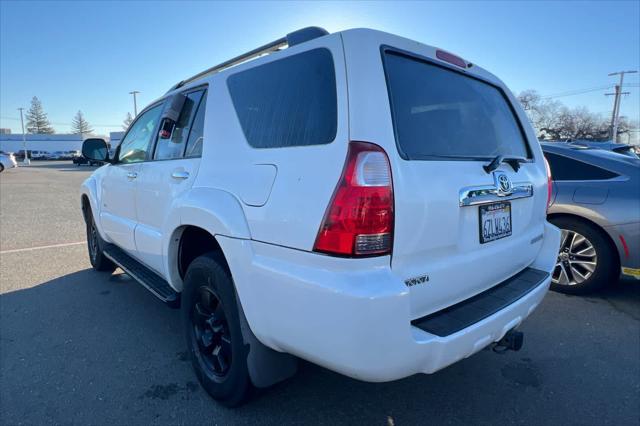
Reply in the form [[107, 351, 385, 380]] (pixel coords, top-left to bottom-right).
[[80, 27, 561, 406]]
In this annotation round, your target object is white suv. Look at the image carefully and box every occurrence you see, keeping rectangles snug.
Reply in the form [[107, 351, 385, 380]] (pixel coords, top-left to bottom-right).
[[80, 27, 560, 406]]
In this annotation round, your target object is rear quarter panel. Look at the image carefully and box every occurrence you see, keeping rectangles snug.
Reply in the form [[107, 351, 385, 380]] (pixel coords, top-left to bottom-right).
[[192, 33, 349, 251]]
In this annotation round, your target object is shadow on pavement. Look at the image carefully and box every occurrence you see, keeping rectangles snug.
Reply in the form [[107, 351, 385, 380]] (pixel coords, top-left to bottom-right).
[[1, 269, 638, 425]]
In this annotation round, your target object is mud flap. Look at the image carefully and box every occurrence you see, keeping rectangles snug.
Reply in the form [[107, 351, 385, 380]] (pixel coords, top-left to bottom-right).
[[236, 293, 298, 388]]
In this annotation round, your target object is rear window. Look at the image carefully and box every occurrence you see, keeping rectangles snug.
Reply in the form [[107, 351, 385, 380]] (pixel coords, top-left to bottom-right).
[[227, 48, 337, 149], [383, 50, 529, 160]]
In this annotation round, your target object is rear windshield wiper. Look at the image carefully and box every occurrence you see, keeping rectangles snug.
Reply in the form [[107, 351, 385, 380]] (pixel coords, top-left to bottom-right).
[[483, 155, 526, 173]]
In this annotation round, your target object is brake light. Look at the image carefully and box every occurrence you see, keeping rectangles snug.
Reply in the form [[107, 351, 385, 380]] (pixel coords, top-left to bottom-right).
[[544, 157, 552, 211], [313, 142, 394, 257], [436, 49, 467, 68]]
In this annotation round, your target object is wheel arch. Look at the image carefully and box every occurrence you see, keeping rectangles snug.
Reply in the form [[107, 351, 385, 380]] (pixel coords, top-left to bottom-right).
[[79, 178, 110, 241], [547, 212, 621, 271], [162, 188, 252, 292]]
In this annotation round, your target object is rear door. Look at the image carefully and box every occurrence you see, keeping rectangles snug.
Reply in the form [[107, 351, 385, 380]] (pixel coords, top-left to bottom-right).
[[343, 31, 548, 320], [383, 49, 547, 318], [134, 88, 207, 275]]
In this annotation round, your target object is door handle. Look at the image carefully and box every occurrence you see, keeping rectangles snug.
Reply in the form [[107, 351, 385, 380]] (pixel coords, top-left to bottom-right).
[[127, 172, 138, 180], [171, 171, 190, 180]]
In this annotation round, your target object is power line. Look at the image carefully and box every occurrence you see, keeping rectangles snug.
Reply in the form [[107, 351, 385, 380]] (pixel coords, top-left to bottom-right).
[[542, 85, 612, 99], [541, 83, 639, 99]]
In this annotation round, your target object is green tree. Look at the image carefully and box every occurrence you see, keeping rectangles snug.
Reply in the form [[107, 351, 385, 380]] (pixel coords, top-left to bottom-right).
[[71, 110, 94, 137], [25, 96, 55, 134]]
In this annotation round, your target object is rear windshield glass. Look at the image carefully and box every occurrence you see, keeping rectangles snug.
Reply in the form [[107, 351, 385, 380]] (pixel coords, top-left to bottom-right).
[[383, 51, 529, 160], [228, 48, 337, 149]]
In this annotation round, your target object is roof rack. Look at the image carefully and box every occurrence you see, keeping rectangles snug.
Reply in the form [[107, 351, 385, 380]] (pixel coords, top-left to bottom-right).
[[167, 26, 329, 93]]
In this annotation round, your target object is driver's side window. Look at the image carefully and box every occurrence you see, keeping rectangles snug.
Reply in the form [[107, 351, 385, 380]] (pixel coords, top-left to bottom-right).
[[118, 104, 163, 163]]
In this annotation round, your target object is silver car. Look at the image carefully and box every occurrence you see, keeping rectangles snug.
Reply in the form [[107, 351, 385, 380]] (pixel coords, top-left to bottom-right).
[[0, 152, 18, 172], [542, 142, 640, 294], [566, 140, 640, 159]]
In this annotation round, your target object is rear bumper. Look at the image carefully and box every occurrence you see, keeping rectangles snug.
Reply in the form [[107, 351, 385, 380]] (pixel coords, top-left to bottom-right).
[[219, 222, 560, 382]]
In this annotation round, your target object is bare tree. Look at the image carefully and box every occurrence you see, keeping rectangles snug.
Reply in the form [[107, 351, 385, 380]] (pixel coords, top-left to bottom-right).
[[516, 90, 632, 141], [517, 90, 541, 111]]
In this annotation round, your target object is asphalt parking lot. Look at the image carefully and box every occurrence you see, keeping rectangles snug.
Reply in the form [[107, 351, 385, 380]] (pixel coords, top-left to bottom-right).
[[1, 161, 638, 425]]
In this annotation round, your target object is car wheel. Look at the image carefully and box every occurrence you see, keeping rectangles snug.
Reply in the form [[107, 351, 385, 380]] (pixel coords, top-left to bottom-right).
[[0, 164, 4, 173], [182, 252, 252, 407], [85, 209, 116, 272], [549, 217, 618, 294]]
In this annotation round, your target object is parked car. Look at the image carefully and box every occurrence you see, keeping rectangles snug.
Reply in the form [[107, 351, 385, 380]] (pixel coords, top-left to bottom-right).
[[50, 150, 68, 160], [73, 155, 103, 166], [0, 152, 18, 172], [542, 142, 640, 293], [567, 140, 640, 159], [80, 27, 560, 406], [30, 150, 49, 160]]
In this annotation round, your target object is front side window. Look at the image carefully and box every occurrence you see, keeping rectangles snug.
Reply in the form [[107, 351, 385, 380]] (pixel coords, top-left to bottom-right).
[[383, 50, 529, 160], [227, 48, 337, 149], [154, 90, 205, 160], [119, 104, 163, 163]]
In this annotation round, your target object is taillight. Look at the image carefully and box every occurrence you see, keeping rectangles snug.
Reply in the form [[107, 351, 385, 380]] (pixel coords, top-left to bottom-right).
[[313, 142, 394, 257], [544, 157, 552, 211]]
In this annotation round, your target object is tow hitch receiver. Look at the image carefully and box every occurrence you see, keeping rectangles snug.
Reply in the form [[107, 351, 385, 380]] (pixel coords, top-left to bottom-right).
[[492, 329, 524, 353]]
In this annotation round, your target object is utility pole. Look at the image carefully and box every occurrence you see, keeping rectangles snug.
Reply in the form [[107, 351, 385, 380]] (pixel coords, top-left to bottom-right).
[[129, 91, 140, 116], [606, 70, 637, 142], [18, 107, 29, 165]]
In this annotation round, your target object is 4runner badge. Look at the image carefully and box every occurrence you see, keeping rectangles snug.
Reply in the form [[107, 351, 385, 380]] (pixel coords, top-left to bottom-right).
[[405, 275, 429, 287]]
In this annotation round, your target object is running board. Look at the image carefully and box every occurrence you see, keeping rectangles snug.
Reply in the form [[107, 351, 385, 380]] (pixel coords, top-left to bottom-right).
[[103, 244, 179, 305]]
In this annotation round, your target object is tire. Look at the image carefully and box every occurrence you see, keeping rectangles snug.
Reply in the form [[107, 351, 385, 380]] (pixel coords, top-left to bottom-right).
[[85, 208, 116, 272], [0, 164, 4, 173], [549, 217, 618, 294], [181, 252, 252, 407]]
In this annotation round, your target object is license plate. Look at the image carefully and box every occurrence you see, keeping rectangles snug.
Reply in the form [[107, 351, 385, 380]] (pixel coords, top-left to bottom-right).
[[479, 202, 512, 244]]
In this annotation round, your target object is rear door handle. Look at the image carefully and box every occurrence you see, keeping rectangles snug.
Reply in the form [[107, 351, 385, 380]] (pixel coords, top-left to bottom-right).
[[127, 172, 138, 180], [171, 171, 190, 180]]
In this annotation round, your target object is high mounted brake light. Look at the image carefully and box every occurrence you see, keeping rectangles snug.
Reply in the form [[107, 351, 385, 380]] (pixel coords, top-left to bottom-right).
[[435, 49, 468, 68], [313, 142, 394, 257]]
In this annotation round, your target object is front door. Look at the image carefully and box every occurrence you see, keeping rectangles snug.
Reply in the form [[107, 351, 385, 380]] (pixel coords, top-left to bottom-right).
[[99, 103, 164, 254]]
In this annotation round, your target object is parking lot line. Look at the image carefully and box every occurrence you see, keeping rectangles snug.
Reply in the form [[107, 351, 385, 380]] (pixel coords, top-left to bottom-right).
[[0, 241, 85, 255]]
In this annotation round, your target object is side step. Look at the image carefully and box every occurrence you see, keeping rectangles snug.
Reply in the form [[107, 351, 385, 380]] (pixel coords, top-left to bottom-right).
[[103, 244, 179, 305]]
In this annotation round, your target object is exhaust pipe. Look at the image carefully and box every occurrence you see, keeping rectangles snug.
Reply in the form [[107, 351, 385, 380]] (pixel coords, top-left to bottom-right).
[[492, 329, 524, 353]]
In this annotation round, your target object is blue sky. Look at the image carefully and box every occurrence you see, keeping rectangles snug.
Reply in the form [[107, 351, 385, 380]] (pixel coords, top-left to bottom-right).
[[1, 1, 639, 137]]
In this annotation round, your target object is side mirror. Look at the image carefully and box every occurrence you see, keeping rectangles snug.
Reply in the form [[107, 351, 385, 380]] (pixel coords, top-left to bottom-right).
[[82, 138, 109, 162], [159, 93, 187, 139]]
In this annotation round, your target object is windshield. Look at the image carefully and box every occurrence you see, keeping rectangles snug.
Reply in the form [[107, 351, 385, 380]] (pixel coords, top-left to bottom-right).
[[383, 50, 530, 160]]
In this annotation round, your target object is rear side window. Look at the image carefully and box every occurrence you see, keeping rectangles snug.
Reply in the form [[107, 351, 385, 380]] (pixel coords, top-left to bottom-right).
[[185, 93, 207, 158], [227, 48, 337, 148], [544, 152, 619, 181], [383, 50, 529, 160], [154, 90, 204, 160]]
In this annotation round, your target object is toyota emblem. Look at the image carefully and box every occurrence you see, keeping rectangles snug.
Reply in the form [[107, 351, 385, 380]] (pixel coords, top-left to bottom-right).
[[494, 172, 513, 195]]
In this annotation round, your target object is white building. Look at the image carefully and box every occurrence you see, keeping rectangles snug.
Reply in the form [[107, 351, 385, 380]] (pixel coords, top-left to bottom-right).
[[109, 131, 125, 148], [0, 133, 111, 154]]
